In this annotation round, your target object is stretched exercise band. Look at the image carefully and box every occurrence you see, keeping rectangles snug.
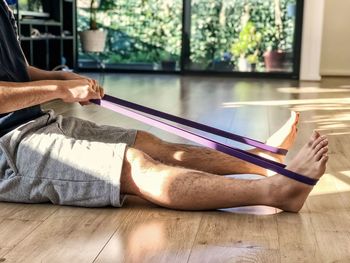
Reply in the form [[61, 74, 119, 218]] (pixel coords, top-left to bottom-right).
[[92, 96, 318, 186], [98, 95, 287, 154]]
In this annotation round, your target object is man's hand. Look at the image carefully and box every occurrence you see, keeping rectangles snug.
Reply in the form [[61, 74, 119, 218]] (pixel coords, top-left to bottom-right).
[[59, 78, 105, 105], [26, 66, 105, 106], [58, 72, 104, 105]]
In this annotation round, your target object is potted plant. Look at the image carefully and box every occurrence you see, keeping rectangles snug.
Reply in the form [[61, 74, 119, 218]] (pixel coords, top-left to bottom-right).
[[262, 0, 287, 72], [247, 52, 259, 72], [263, 44, 286, 72], [231, 21, 262, 72], [159, 51, 177, 71], [79, 0, 115, 53], [212, 52, 233, 71]]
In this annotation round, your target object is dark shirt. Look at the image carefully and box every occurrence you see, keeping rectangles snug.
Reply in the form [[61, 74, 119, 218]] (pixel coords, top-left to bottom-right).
[[0, 0, 43, 137]]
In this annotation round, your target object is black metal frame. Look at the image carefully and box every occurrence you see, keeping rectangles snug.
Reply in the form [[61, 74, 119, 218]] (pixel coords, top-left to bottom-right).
[[76, 0, 304, 79], [16, 0, 77, 70]]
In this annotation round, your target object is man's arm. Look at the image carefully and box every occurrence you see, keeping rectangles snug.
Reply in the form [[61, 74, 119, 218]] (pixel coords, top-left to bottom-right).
[[27, 66, 88, 81], [0, 79, 103, 114]]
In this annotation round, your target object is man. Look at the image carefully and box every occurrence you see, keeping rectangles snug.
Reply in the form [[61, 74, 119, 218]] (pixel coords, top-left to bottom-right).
[[0, 0, 328, 212]]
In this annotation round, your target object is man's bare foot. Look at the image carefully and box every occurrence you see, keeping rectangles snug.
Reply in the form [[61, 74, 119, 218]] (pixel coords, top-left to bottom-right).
[[251, 112, 300, 174], [268, 131, 329, 212], [266, 111, 300, 150]]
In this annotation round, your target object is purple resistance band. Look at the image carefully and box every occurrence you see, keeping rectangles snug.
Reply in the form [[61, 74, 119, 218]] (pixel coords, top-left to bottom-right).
[[92, 96, 318, 186], [99, 95, 287, 154]]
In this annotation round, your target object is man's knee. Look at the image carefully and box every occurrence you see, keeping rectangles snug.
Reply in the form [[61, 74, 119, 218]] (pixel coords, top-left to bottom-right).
[[120, 147, 142, 195], [120, 147, 157, 196], [134, 130, 164, 149]]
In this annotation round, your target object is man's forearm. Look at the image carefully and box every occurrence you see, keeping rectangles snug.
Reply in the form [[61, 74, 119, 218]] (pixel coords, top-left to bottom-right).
[[0, 80, 63, 114], [27, 66, 83, 81]]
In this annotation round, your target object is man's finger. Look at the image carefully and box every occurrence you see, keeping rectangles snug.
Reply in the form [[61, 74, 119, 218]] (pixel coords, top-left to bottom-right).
[[79, 101, 91, 106], [99, 86, 105, 98]]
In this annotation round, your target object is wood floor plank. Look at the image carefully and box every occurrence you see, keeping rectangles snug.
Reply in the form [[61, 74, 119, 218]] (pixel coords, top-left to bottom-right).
[[276, 213, 322, 263], [0, 203, 58, 221], [1, 206, 132, 263], [94, 196, 202, 263], [0, 204, 58, 260], [0, 248, 10, 258], [0, 218, 42, 258], [188, 246, 280, 263], [188, 211, 280, 262], [229, 105, 270, 147], [313, 230, 350, 262]]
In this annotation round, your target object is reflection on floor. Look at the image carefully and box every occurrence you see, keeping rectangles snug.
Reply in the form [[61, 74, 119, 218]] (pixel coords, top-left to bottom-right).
[[1, 74, 350, 262]]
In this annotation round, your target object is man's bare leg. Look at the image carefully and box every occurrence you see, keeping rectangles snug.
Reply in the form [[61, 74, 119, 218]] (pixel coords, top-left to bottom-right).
[[133, 112, 301, 176], [121, 132, 328, 212]]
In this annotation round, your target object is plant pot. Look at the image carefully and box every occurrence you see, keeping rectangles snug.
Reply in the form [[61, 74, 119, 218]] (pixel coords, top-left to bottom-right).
[[79, 30, 107, 53], [212, 61, 233, 71], [251, 63, 257, 72], [263, 50, 286, 72], [161, 60, 176, 71], [237, 57, 251, 72]]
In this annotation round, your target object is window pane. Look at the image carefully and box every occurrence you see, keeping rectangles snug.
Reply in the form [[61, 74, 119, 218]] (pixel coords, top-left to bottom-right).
[[77, 0, 182, 71], [77, 0, 300, 76], [188, 0, 297, 73]]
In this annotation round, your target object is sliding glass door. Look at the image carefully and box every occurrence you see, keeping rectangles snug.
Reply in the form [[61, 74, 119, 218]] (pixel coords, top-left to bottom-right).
[[77, 0, 302, 77], [187, 0, 298, 73], [77, 0, 182, 71]]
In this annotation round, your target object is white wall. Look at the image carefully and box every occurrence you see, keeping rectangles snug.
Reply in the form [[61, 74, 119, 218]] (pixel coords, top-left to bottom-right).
[[300, 0, 325, 81], [320, 0, 350, 76]]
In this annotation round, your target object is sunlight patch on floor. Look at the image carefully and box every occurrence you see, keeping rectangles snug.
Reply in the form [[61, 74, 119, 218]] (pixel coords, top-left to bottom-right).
[[293, 105, 350, 112], [299, 112, 350, 134], [222, 98, 350, 107], [335, 171, 350, 191], [304, 112, 350, 123], [310, 172, 350, 196], [220, 206, 280, 215], [324, 131, 350, 136], [277, 87, 350, 94], [317, 123, 350, 130]]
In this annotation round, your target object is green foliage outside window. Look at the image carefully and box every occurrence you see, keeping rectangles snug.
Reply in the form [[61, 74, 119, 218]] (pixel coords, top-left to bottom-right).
[[78, 0, 296, 68], [231, 22, 262, 59], [190, 0, 296, 69], [78, 0, 182, 64]]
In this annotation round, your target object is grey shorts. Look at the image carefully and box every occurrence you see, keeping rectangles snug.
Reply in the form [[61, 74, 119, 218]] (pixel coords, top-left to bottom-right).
[[0, 110, 137, 207]]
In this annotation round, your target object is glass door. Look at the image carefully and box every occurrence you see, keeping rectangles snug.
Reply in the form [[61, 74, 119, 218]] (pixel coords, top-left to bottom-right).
[[77, 0, 182, 72], [186, 0, 299, 74], [77, 0, 302, 78]]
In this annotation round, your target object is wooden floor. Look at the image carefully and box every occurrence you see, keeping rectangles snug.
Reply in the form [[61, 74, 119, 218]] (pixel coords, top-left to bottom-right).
[[1, 74, 350, 262]]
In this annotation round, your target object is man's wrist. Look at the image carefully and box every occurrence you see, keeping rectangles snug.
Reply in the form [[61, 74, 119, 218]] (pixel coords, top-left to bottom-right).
[[59, 71, 85, 81], [54, 80, 68, 100], [56, 71, 70, 80]]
